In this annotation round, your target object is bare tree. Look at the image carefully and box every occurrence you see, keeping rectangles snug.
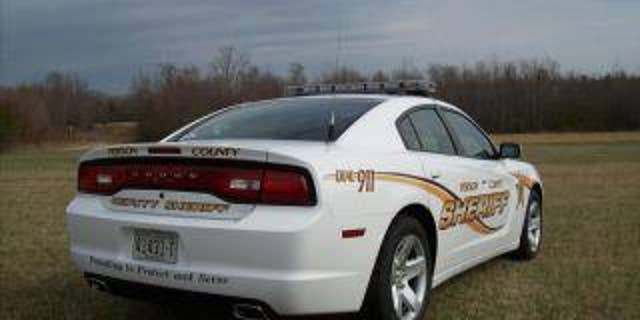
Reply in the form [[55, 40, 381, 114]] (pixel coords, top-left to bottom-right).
[[392, 59, 424, 80], [210, 47, 251, 87], [320, 66, 366, 84], [287, 62, 307, 85], [371, 70, 390, 82], [2, 53, 640, 148]]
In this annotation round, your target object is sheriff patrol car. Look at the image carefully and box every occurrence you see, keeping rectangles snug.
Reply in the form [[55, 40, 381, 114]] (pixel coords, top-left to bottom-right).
[[67, 81, 543, 320]]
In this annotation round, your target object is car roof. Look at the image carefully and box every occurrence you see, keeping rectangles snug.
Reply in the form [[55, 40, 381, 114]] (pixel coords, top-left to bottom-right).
[[284, 93, 464, 113]]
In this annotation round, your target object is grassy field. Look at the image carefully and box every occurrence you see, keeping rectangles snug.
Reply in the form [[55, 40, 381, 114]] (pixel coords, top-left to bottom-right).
[[1, 133, 639, 319]]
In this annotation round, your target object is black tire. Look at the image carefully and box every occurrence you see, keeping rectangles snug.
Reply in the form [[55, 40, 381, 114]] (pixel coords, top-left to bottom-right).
[[511, 191, 543, 260], [361, 215, 432, 320]]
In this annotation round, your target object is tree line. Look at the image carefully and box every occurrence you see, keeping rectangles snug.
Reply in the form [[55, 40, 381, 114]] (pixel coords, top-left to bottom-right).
[[1, 47, 638, 149]]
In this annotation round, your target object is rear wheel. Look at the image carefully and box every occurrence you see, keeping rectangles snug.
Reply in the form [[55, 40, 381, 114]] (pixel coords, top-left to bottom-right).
[[512, 191, 543, 260], [362, 216, 432, 320]]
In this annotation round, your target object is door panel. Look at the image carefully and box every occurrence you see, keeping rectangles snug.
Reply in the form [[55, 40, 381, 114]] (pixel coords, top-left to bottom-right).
[[418, 154, 487, 272], [395, 106, 519, 273], [399, 107, 472, 272], [438, 109, 518, 260]]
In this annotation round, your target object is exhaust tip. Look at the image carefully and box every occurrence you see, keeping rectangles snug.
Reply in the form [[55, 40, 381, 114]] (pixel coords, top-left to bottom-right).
[[85, 277, 110, 293], [233, 303, 270, 320]]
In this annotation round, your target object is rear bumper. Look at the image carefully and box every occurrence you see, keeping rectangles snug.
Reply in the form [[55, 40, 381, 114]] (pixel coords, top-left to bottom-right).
[[67, 195, 388, 315], [84, 272, 279, 317]]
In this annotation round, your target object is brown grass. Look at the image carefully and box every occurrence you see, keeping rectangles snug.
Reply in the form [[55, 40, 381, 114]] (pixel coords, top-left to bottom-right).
[[492, 131, 640, 145], [1, 133, 639, 319]]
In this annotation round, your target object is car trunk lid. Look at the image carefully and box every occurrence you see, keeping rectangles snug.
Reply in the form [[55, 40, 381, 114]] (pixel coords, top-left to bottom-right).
[[78, 143, 316, 220]]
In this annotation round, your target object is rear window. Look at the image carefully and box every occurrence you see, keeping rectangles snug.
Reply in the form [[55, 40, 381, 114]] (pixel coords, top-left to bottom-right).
[[177, 97, 383, 142]]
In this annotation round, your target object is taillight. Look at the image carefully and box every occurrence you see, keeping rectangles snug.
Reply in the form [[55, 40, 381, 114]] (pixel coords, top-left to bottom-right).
[[261, 169, 312, 205], [209, 168, 263, 203], [78, 165, 127, 195], [77, 162, 315, 206]]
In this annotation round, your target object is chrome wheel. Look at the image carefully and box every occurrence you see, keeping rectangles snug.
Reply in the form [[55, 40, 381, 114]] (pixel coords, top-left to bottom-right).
[[390, 235, 427, 320], [527, 201, 542, 252]]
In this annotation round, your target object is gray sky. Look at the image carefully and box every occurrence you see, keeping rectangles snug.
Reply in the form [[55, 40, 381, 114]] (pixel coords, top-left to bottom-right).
[[1, 0, 639, 93]]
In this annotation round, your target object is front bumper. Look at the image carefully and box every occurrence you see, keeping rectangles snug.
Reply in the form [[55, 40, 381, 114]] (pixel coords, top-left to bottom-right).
[[67, 195, 387, 316]]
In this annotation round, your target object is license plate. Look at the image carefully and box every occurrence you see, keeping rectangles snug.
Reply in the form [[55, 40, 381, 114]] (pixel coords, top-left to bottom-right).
[[132, 229, 178, 264]]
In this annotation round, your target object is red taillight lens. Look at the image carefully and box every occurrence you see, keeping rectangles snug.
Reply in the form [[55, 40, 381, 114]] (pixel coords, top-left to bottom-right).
[[77, 162, 315, 206], [78, 165, 127, 195], [209, 168, 263, 203], [261, 169, 313, 205]]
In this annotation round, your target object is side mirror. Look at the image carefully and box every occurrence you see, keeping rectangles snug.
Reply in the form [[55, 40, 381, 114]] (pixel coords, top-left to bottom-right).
[[499, 143, 521, 159]]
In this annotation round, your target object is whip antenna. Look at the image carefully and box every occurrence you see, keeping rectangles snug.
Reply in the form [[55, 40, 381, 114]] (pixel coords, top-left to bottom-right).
[[327, 6, 343, 143], [327, 110, 336, 141]]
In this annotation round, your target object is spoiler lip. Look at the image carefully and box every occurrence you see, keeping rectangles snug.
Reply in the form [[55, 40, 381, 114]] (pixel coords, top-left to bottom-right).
[[79, 143, 267, 164]]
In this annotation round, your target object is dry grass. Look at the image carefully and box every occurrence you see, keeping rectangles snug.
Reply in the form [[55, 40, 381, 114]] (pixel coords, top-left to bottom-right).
[[492, 131, 640, 145], [1, 134, 639, 319], [92, 121, 139, 142], [3, 121, 139, 154], [428, 141, 640, 320]]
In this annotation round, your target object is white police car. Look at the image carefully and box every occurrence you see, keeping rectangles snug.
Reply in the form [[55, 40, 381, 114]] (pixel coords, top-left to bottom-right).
[[67, 81, 543, 320]]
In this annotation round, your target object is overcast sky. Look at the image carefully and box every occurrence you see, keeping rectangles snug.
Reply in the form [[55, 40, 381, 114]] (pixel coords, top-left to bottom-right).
[[1, 0, 639, 93]]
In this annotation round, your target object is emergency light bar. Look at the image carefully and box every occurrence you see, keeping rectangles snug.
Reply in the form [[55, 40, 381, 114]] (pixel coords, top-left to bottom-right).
[[285, 80, 436, 97]]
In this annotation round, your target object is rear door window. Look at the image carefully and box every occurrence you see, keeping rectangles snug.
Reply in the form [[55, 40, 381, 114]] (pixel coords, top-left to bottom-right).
[[407, 108, 456, 155], [397, 116, 422, 150]]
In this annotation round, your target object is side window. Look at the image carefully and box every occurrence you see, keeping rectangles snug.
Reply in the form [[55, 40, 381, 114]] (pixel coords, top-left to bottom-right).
[[397, 116, 422, 150], [441, 111, 496, 159], [408, 108, 456, 155]]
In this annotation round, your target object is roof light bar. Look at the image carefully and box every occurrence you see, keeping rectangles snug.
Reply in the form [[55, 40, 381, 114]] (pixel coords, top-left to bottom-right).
[[285, 80, 436, 97]]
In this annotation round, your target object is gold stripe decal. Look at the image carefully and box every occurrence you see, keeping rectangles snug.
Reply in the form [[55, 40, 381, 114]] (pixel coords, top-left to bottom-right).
[[510, 172, 536, 189], [327, 170, 509, 235], [377, 173, 458, 203], [376, 172, 508, 235], [510, 172, 536, 209]]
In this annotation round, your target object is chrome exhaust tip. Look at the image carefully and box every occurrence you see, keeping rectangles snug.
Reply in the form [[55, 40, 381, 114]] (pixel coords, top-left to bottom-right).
[[233, 303, 270, 320], [85, 277, 110, 293]]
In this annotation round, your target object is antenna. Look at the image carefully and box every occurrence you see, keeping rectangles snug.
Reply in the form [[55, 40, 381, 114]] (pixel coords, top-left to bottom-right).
[[327, 7, 342, 143], [334, 4, 343, 79], [327, 110, 336, 142]]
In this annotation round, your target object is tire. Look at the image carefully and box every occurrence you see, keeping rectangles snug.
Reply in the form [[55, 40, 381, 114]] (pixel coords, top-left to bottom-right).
[[511, 191, 543, 260], [361, 215, 432, 320]]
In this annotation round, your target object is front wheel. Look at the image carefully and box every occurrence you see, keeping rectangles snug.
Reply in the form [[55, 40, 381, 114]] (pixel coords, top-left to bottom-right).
[[512, 191, 543, 260], [362, 216, 432, 320]]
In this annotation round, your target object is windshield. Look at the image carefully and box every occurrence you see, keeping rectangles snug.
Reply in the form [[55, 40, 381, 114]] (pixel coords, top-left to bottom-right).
[[176, 97, 384, 142]]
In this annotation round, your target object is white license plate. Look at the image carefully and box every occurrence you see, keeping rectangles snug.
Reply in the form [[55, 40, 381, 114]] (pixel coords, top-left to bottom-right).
[[132, 229, 178, 264]]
